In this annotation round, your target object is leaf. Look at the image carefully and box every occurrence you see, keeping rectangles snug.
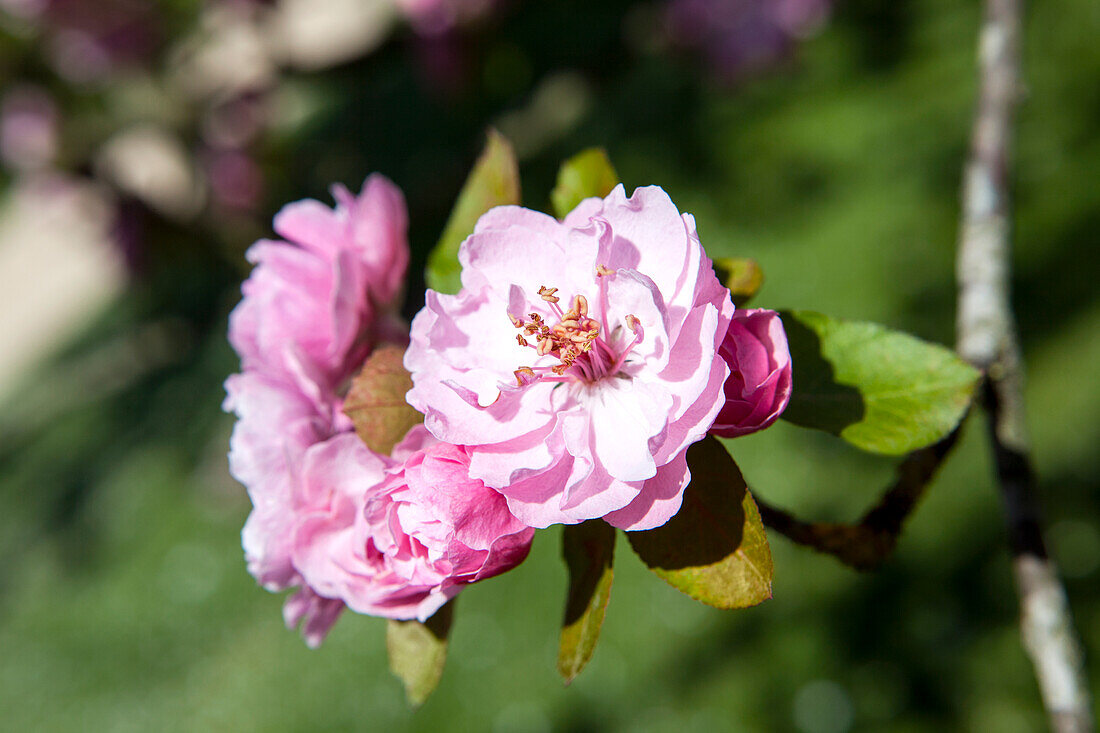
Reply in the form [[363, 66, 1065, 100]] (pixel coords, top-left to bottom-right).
[[558, 520, 615, 684], [713, 257, 764, 307], [425, 129, 521, 294], [386, 601, 454, 707], [342, 343, 422, 455], [779, 310, 980, 455], [550, 148, 619, 219], [627, 436, 773, 609]]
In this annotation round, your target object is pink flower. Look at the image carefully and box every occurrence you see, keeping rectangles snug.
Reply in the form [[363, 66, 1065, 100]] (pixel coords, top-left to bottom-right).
[[710, 308, 792, 438], [283, 587, 346, 650], [405, 185, 734, 531], [292, 429, 534, 621], [224, 173, 412, 645], [228, 174, 409, 393], [274, 174, 409, 308], [224, 372, 336, 591]]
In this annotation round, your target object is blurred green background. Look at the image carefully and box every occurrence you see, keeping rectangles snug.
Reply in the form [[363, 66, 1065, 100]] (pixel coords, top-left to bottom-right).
[[1, 0, 1098, 730]]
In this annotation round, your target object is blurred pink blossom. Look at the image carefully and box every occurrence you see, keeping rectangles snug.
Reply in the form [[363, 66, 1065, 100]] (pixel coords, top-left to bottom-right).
[[11, 0, 163, 83], [406, 185, 734, 531], [0, 86, 58, 171], [665, 0, 830, 81], [397, 0, 496, 36]]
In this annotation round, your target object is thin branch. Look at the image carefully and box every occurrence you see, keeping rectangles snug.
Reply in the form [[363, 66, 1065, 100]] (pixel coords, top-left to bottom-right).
[[756, 427, 961, 571], [955, 0, 1094, 729]]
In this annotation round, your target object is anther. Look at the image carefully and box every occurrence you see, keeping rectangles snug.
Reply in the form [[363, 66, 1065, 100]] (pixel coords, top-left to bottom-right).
[[595, 264, 615, 277], [516, 334, 528, 347], [508, 313, 525, 328], [538, 286, 560, 303], [514, 367, 536, 385], [625, 314, 640, 333]]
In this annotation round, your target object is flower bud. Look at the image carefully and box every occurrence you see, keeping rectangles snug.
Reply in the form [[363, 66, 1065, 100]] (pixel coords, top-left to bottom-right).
[[711, 308, 792, 438]]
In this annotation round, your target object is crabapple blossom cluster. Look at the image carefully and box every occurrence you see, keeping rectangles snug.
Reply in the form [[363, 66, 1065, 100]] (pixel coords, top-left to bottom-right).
[[224, 174, 533, 646], [226, 178, 791, 645]]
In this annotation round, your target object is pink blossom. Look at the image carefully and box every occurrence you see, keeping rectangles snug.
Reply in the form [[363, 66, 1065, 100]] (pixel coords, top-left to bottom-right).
[[228, 174, 409, 393], [405, 185, 734, 531], [274, 174, 409, 308], [224, 372, 336, 591], [292, 429, 534, 621], [710, 308, 792, 438], [283, 587, 346, 650], [224, 173, 413, 645]]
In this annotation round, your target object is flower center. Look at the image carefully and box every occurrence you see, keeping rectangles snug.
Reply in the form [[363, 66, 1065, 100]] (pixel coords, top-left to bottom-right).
[[508, 266, 644, 386]]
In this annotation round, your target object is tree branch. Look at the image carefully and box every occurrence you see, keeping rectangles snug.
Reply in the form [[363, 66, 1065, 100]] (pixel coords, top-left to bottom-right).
[[955, 0, 1094, 729], [756, 427, 961, 571]]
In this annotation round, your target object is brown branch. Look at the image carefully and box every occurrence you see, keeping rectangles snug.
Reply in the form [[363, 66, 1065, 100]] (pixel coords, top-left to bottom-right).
[[955, 0, 1094, 729], [756, 427, 961, 571]]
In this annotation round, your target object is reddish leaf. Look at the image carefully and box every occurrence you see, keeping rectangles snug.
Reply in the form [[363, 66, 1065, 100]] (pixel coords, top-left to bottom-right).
[[343, 343, 422, 455]]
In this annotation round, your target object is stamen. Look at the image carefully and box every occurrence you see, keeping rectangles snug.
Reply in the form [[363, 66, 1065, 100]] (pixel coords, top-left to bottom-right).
[[538, 286, 560, 303], [507, 281, 637, 387], [514, 367, 536, 385], [610, 314, 644, 374], [596, 266, 612, 336]]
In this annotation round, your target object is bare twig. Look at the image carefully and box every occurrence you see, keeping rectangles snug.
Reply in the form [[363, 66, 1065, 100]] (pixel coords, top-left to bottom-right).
[[955, 0, 1094, 729], [756, 427, 961, 571]]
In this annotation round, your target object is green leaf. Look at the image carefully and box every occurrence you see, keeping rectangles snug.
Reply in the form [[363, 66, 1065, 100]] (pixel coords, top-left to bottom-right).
[[779, 310, 980, 455], [342, 343, 423, 455], [550, 148, 619, 219], [386, 601, 454, 707], [425, 129, 521, 294], [627, 436, 773, 609], [713, 257, 764, 307], [558, 520, 615, 684]]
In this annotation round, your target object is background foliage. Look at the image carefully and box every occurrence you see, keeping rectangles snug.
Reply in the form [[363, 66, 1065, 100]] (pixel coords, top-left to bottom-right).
[[1, 0, 1098, 730]]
